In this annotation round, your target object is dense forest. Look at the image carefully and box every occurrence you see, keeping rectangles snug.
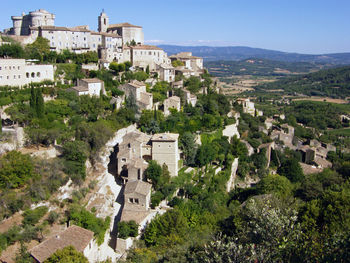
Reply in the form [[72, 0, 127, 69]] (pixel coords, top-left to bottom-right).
[[255, 66, 350, 98], [205, 58, 323, 77]]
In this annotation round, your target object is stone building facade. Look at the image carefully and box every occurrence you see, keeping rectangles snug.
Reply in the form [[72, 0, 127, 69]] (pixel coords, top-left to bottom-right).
[[163, 96, 181, 116], [119, 80, 153, 110], [0, 59, 54, 86], [151, 133, 179, 177]]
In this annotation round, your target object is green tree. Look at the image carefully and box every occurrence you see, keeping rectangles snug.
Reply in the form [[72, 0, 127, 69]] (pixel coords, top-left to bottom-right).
[[180, 132, 197, 166], [145, 160, 162, 190], [117, 221, 139, 239], [257, 174, 293, 199], [26, 37, 50, 62], [44, 246, 88, 263], [35, 88, 45, 118], [278, 158, 304, 183], [0, 151, 36, 189]]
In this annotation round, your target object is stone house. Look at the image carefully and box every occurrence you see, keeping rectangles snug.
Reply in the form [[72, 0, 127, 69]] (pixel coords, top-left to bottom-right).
[[151, 133, 180, 177], [236, 98, 255, 116], [183, 89, 197, 107], [169, 52, 203, 74], [117, 131, 180, 180], [123, 180, 152, 212], [163, 96, 181, 116], [117, 131, 152, 184], [156, 63, 175, 82], [119, 80, 153, 110], [123, 45, 170, 71], [30, 225, 97, 263], [69, 78, 104, 97]]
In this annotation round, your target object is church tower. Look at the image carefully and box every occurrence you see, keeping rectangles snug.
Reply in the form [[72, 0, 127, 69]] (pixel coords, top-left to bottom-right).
[[98, 10, 109, 33]]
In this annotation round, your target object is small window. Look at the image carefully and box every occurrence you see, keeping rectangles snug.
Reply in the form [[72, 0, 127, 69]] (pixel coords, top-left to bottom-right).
[[26, 72, 29, 78], [14, 75, 16, 79], [18, 66, 20, 70], [122, 158, 126, 162], [31, 72, 35, 78], [18, 75, 21, 79], [135, 198, 139, 204], [129, 198, 133, 203], [37, 72, 41, 77], [128, 143, 131, 148]]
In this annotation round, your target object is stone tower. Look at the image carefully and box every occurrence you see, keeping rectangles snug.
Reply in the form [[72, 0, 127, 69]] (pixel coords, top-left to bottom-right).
[[98, 10, 109, 33]]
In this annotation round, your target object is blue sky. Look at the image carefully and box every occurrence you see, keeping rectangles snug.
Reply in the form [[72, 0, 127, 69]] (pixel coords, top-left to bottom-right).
[[1, 0, 349, 54]]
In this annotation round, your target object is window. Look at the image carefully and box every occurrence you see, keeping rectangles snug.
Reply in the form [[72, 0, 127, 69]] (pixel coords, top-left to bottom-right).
[[135, 198, 139, 204], [31, 72, 35, 78], [18, 66, 20, 70], [26, 72, 29, 78], [37, 72, 41, 77], [128, 143, 131, 148], [138, 169, 141, 180], [18, 75, 21, 79], [129, 198, 133, 203], [149, 51, 152, 55], [13, 75, 16, 79], [0, 67, 1, 70], [122, 158, 126, 162], [0, 76, 2, 80]]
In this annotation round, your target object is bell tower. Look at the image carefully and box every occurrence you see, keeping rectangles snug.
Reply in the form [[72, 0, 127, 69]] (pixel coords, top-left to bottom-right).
[[98, 9, 109, 33]]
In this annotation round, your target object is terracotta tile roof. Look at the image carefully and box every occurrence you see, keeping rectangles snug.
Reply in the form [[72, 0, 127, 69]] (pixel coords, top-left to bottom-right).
[[30, 225, 94, 263], [131, 45, 163, 51], [121, 210, 151, 224], [124, 180, 152, 196], [81, 78, 103, 83], [151, 133, 179, 141], [108, 22, 142, 29], [300, 162, 323, 175], [70, 86, 89, 92], [170, 52, 201, 59]]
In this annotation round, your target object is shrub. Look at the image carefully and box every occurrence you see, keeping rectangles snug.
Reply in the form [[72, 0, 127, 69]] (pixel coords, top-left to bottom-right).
[[22, 206, 48, 226], [117, 221, 139, 239]]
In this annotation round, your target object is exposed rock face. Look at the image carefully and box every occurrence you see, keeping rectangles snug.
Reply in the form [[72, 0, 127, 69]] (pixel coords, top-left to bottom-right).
[[84, 124, 137, 262], [226, 158, 239, 192]]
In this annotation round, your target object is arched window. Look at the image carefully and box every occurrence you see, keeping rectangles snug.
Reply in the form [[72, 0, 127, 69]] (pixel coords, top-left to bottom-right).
[[26, 72, 29, 78], [31, 72, 35, 78], [37, 72, 41, 77]]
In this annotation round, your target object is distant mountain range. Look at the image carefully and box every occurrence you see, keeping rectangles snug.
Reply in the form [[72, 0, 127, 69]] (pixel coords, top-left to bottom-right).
[[158, 45, 350, 64]]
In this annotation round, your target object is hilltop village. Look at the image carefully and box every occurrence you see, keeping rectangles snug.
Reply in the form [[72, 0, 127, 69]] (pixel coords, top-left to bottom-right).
[[0, 8, 349, 263]]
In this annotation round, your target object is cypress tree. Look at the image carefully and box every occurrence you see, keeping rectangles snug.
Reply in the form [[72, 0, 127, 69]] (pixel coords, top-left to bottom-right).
[[29, 85, 36, 110], [35, 88, 44, 118]]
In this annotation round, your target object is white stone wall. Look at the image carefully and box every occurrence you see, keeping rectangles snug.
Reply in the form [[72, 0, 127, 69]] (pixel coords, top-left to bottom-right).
[[0, 59, 54, 86], [152, 140, 179, 177], [0, 59, 26, 86], [25, 64, 54, 83]]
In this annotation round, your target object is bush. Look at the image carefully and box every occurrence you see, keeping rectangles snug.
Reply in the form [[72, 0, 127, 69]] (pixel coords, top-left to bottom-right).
[[117, 221, 139, 239], [22, 206, 48, 226], [47, 211, 59, 225]]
